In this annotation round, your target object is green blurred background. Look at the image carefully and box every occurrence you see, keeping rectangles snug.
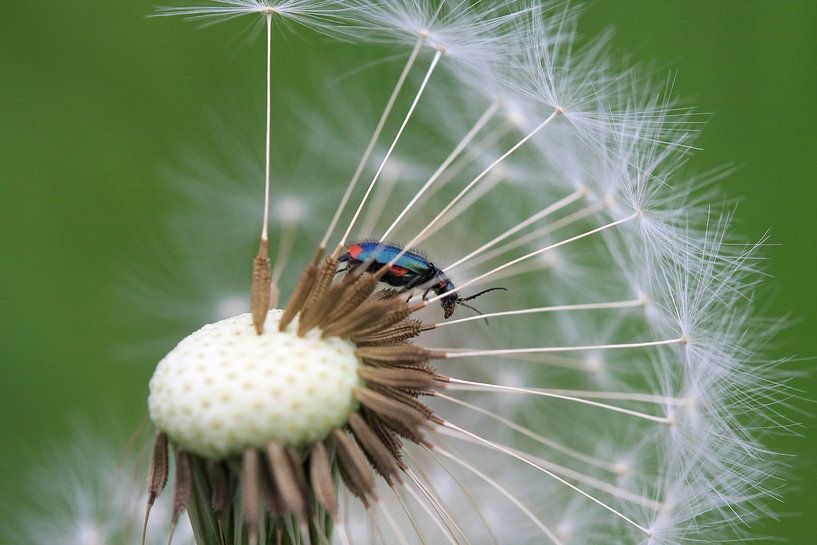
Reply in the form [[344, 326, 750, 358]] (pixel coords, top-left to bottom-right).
[[1, 1, 815, 542]]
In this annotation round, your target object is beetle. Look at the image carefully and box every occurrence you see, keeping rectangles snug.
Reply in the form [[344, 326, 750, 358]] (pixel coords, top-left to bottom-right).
[[338, 240, 504, 318]]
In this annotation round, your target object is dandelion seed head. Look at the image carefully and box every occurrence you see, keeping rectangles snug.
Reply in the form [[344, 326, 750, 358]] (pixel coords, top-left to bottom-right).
[[133, 1, 795, 544]]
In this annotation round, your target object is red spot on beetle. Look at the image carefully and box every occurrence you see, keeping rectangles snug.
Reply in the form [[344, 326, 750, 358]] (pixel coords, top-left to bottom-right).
[[389, 266, 409, 277]]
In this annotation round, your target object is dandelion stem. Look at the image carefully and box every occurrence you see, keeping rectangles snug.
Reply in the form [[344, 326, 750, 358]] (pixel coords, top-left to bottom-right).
[[339, 49, 444, 249], [250, 14, 274, 334], [527, 389, 689, 406], [413, 121, 515, 210], [440, 433, 663, 512], [415, 169, 505, 244], [391, 487, 429, 545], [360, 162, 403, 237], [381, 109, 561, 274], [320, 37, 424, 251], [404, 448, 499, 545], [336, 522, 353, 545], [466, 201, 606, 269], [440, 422, 654, 536], [425, 213, 638, 305], [261, 13, 272, 242], [378, 500, 412, 545], [403, 468, 470, 545], [517, 448, 664, 511], [401, 477, 463, 545], [445, 189, 586, 271], [381, 100, 500, 240], [444, 378, 673, 425], [432, 298, 645, 328], [365, 503, 390, 545], [435, 393, 622, 473], [440, 336, 686, 358], [491, 352, 593, 370], [432, 446, 565, 545], [400, 109, 561, 259]]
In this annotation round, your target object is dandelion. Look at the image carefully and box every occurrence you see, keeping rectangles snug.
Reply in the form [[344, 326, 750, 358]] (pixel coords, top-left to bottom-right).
[[141, 2, 792, 545], [3, 429, 195, 545]]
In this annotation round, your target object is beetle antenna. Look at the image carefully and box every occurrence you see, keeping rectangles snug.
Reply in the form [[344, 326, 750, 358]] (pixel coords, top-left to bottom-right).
[[456, 301, 492, 325], [459, 287, 508, 303], [458, 301, 483, 315], [455, 287, 507, 324]]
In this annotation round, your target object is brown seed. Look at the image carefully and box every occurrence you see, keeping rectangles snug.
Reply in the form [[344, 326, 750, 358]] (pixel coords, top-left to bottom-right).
[[147, 431, 169, 505], [321, 299, 394, 338], [241, 449, 263, 545], [141, 431, 169, 545], [298, 255, 339, 335], [305, 280, 347, 329], [279, 248, 322, 331], [358, 366, 437, 392], [263, 460, 285, 517], [332, 429, 376, 505], [266, 441, 308, 524], [355, 345, 431, 366], [354, 387, 429, 444], [251, 239, 272, 335], [372, 288, 402, 300], [321, 273, 380, 328], [310, 441, 338, 517], [370, 384, 437, 419], [168, 449, 193, 545], [364, 410, 406, 467], [207, 461, 229, 514], [344, 306, 411, 339], [287, 447, 310, 495], [349, 412, 402, 484], [352, 319, 424, 346]]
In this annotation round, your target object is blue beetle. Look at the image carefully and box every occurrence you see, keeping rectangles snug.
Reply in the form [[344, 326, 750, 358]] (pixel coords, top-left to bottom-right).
[[339, 241, 504, 318]]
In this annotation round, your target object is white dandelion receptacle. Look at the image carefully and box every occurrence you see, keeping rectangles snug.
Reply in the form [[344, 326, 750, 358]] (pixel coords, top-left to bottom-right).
[[148, 311, 363, 459]]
